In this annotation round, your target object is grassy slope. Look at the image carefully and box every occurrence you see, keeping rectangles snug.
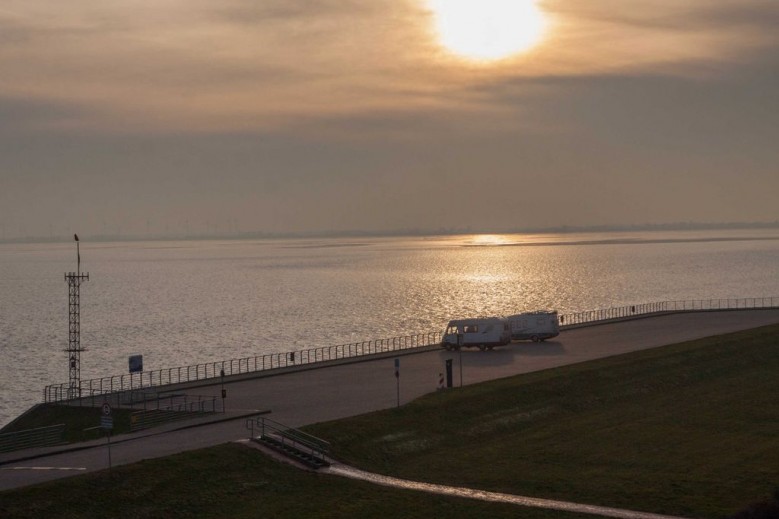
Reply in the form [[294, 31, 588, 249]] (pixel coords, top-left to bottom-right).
[[0, 443, 591, 519], [2, 324, 778, 518], [306, 324, 779, 518]]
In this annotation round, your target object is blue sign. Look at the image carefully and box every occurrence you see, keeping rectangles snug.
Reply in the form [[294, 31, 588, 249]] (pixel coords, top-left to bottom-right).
[[100, 415, 113, 430], [129, 354, 143, 374]]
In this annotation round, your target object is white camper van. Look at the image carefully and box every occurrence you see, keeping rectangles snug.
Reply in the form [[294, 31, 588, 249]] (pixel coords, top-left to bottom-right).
[[507, 311, 559, 342], [441, 317, 511, 351]]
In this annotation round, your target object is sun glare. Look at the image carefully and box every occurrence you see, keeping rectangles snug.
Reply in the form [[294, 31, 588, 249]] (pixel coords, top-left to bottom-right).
[[428, 0, 547, 62], [469, 234, 512, 246]]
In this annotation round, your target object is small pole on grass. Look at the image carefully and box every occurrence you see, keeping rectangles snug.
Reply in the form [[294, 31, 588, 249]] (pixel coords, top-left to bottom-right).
[[394, 358, 400, 408], [457, 333, 464, 387], [220, 368, 226, 413], [106, 429, 112, 473]]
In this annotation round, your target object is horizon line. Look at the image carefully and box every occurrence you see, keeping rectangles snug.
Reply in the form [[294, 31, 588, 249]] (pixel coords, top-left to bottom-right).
[[1, 220, 778, 245]]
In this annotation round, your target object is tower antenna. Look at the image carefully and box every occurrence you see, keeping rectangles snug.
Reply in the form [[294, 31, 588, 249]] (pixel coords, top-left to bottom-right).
[[65, 234, 89, 399]]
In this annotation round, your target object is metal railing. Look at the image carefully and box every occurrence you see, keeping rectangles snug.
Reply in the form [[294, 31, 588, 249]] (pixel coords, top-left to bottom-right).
[[557, 297, 778, 327], [247, 416, 330, 463], [43, 297, 778, 404], [130, 394, 219, 432], [44, 331, 442, 403], [0, 424, 66, 453]]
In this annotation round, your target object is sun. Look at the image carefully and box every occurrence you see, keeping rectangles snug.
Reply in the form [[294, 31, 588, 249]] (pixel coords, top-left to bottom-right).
[[427, 0, 547, 62]]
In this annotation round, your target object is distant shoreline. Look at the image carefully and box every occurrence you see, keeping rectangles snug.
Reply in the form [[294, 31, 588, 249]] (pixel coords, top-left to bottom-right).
[[461, 235, 779, 248], [1, 221, 778, 245]]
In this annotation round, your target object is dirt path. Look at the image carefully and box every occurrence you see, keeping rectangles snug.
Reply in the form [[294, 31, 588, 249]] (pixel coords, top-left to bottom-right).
[[324, 463, 688, 519]]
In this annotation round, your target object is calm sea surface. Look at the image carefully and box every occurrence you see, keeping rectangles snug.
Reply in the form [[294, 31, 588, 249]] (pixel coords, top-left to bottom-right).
[[2, 229, 778, 426]]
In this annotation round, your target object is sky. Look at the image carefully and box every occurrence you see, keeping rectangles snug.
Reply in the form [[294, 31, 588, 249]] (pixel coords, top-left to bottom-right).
[[1, 0, 777, 239]]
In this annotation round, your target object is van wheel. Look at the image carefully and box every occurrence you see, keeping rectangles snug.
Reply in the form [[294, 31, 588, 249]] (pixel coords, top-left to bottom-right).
[[531, 335, 540, 342], [479, 344, 486, 351], [444, 343, 453, 351]]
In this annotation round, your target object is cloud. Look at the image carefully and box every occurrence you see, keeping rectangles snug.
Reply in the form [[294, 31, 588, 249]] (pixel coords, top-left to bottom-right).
[[549, 0, 779, 32], [212, 0, 383, 24], [0, 95, 95, 133], [1, 0, 776, 135], [537, 0, 778, 78], [0, 0, 438, 133]]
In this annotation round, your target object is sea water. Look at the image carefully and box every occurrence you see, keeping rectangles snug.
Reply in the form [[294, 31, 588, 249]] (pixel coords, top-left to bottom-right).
[[1, 229, 778, 426]]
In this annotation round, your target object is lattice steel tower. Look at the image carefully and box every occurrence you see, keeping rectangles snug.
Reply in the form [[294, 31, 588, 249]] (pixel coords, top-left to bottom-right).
[[65, 234, 89, 399]]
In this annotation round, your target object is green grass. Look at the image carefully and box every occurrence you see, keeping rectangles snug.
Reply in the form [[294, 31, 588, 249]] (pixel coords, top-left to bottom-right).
[[0, 442, 592, 519], [305, 324, 779, 518], [2, 324, 778, 518]]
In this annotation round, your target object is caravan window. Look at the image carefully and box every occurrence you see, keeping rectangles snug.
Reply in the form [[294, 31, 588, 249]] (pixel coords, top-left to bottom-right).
[[463, 325, 478, 333]]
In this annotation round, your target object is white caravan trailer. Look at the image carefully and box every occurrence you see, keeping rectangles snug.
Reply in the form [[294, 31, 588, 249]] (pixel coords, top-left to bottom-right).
[[507, 311, 560, 342], [441, 317, 511, 351]]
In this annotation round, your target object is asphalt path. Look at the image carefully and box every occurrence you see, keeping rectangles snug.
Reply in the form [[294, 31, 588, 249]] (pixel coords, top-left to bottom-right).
[[2, 309, 778, 491]]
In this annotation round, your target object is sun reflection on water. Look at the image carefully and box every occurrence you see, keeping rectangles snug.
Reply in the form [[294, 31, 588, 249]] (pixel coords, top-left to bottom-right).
[[463, 234, 518, 246]]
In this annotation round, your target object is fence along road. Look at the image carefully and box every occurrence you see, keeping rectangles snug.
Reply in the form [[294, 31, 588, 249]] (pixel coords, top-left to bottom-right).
[[43, 297, 778, 404]]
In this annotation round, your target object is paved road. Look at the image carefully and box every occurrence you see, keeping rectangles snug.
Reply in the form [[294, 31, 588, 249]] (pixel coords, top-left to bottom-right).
[[2, 309, 778, 491]]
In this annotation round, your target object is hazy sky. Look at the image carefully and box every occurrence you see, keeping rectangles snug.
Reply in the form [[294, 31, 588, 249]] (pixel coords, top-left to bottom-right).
[[1, 0, 777, 238]]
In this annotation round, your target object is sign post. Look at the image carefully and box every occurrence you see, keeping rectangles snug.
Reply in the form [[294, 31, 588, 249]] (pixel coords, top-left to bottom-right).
[[394, 358, 400, 408], [457, 333, 464, 387], [220, 368, 226, 413], [101, 402, 113, 472]]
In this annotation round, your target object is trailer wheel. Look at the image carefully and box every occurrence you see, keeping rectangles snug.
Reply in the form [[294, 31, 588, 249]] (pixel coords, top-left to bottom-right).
[[479, 344, 486, 351], [531, 335, 540, 342]]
